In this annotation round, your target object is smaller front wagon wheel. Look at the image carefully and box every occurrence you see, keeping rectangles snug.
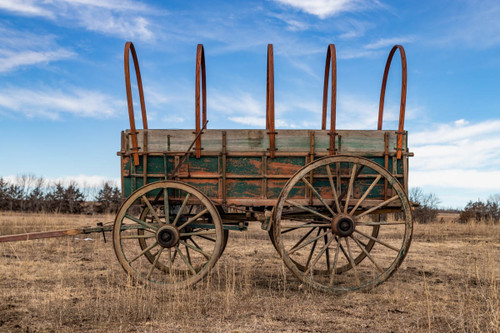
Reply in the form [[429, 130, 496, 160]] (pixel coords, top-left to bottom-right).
[[113, 180, 224, 288]]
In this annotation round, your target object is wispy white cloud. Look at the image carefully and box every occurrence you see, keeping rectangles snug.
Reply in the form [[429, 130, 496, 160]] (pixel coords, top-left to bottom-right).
[[210, 90, 264, 118], [211, 91, 266, 128], [0, 26, 76, 72], [411, 170, 500, 192], [273, 0, 381, 19], [440, 0, 500, 48], [338, 48, 378, 59], [228, 116, 266, 127], [0, 50, 75, 72], [210, 90, 307, 128], [338, 19, 373, 39], [409, 119, 500, 195], [0, 0, 54, 18], [364, 36, 415, 50], [0, 0, 158, 41], [338, 36, 414, 59], [0, 87, 124, 119], [268, 12, 309, 31]]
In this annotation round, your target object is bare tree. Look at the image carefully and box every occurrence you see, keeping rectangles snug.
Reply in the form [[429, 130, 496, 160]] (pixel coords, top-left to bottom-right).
[[409, 187, 441, 223]]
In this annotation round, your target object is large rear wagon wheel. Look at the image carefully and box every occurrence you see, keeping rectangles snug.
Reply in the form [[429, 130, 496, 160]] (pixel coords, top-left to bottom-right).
[[113, 180, 223, 288], [272, 155, 413, 293]]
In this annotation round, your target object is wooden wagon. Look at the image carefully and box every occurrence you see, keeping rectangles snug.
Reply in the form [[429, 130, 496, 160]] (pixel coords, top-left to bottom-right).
[[113, 42, 413, 293]]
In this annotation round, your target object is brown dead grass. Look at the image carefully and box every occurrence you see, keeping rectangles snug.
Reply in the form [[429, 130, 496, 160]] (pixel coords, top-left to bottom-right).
[[0, 211, 498, 332]]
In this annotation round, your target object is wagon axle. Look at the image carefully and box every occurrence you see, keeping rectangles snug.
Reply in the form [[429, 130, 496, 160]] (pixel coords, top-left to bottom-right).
[[156, 225, 180, 248], [331, 214, 356, 237]]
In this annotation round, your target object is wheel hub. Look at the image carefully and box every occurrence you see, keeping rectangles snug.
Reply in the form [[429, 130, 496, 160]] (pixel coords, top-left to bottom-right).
[[156, 225, 180, 248], [331, 214, 355, 237]]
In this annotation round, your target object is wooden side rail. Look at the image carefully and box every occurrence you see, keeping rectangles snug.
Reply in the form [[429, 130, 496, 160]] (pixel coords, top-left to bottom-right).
[[124, 41, 148, 166], [322, 44, 337, 155], [378, 45, 407, 159]]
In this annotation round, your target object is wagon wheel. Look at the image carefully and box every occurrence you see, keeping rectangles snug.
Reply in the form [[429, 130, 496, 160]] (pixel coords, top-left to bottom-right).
[[137, 207, 229, 272], [272, 155, 413, 293], [113, 180, 224, 288]]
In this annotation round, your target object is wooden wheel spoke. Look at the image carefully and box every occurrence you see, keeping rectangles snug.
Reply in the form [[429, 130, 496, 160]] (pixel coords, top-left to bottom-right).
[[142, 195, 162, 225], [354, 229, 399, 252], [189, 236, 204, 252], [180, 230, 216, 237], [185, 245, 192, 266], [344, 237, 360, 286], [351, 236, 384, 274], [326, 165, 341, 213], [301, 177, 335, 216], [281, 222, 330, 234], [176, 247, 196, 275], [356, 237, 368, 248], [177, 208, 209, 230], [287, 227, 316, 251], [305, 234, 334, 275], [285, 200, 331, 221], [288, 229, 330, 255], [350, 175, 382, 214], [172, 247, 178, 264], [356, 195, 400, 218], [324, 233, 331, 271], [128, 241, 159, 264], [344, 163, 357, 213], [164, 188, 170, 224], [305, 229, 322, 270], [172, 193, 191, 226], [181, 239, 210, 260], [146, 247, 164, 280], [167, 248, 173, 272], [329, 239, 341, 286], [197, 235, 216, 242], [124, 214, 158, 231]]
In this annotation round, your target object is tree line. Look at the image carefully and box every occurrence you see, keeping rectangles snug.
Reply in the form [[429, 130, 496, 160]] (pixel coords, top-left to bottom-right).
[[0, 176, 498, 223], [410, 188, 499, 224], [0, 176, 121, 214]]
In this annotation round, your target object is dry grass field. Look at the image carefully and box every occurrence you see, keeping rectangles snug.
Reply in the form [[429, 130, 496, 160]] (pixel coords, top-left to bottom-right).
[[0, 212, 498, 332]]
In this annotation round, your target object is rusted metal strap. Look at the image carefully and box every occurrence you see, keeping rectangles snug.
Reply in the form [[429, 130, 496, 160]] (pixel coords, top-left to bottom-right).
[[322, 44, 337, 155], [124, 41, 148, 166], [167, 120, 208, 180], [195, 44, 207, 159], [266, 44, 277, 158], [377, 45, 407, 159], [149, 121, 209, 206]]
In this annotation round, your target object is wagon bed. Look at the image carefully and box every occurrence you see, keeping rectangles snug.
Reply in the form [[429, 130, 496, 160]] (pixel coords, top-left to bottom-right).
[[120, 128, 408, 207]]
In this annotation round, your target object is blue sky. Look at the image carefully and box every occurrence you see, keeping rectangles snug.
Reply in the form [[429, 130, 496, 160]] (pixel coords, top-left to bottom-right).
[[1, 0, 499, 208]]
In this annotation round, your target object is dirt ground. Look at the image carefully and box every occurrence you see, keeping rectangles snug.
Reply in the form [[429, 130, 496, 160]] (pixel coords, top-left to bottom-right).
[[0, 212, 498, 332]]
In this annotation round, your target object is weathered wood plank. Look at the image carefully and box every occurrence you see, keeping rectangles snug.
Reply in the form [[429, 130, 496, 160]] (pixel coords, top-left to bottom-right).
[[125, 129, 406, 154]]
